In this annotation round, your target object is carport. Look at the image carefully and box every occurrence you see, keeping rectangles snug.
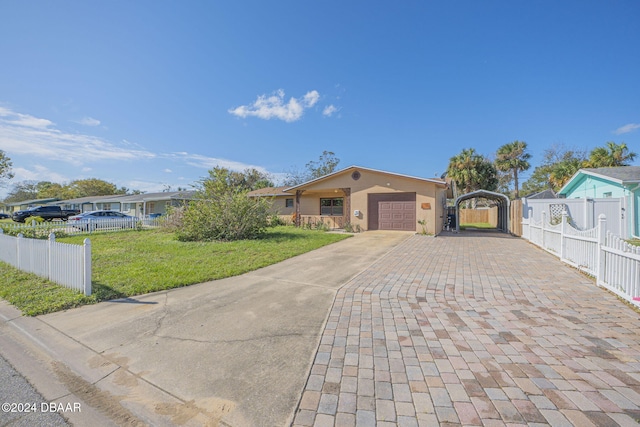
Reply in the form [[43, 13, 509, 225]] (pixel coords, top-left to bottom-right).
[[455, 190, 510, 233]]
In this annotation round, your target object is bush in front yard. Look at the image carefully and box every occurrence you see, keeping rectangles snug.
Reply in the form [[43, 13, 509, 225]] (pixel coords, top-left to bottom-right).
[[177, 192, 270, 241], [176, 168, 272, 241]]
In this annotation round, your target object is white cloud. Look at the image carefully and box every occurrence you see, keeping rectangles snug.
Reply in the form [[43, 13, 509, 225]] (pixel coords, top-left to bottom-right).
[[323, 105, 338, 117], [0, 107, 156, 165], [614, 123, 640, 135], [0, 106, 281, 197], [75, 117, 101, 126], [228, 89, 320, 122], [0, 106, 53, 129], [168, 152, 269, 173], [12, 165, 69, 184]]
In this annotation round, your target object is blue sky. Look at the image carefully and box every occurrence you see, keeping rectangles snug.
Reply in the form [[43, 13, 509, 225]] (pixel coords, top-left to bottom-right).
[[1, 1, 638, 196]]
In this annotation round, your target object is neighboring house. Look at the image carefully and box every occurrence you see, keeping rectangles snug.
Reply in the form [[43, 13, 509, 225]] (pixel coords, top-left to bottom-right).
[[5, 192, 195, 219], [50, 196, 129, 212], [249, 166, 448, 234], [93, 191, 196, 218], [4, 198, 60, 213], [558, 166, 640, 238], [525, 189, 557, 199]]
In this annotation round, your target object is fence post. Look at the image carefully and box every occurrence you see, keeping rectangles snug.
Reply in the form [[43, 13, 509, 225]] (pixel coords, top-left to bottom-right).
[[560, 210, 567, 261], [16, 233, 23, 269], [596, 214, 607, 286], [48, 232, 55, 282], [83, 238, 92, 296], [541, 211, 546, 248], [527, 208, 533, 240]]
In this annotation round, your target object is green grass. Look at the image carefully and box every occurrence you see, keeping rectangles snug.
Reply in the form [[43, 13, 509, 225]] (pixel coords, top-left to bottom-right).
[[628, 239, 640, 247], [459, 222, 496, 230], [0, 227, 351, 316]]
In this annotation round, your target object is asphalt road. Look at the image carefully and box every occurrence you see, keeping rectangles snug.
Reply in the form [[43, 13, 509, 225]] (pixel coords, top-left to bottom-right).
[[0, 353, 68, 427]]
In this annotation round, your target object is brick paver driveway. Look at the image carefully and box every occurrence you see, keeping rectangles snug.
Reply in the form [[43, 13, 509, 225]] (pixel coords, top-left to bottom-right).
[[293, 232, 640, 426]]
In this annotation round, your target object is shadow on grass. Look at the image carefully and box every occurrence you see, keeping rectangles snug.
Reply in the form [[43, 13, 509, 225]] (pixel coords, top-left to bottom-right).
[[90, 282, 127, 302]]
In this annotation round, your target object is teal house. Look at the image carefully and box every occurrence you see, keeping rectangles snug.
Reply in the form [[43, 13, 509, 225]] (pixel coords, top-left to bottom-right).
[[559, 166, 640, 238]]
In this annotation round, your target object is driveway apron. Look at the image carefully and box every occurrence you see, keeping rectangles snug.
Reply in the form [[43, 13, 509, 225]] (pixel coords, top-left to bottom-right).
[[293, 232, 640, 426]]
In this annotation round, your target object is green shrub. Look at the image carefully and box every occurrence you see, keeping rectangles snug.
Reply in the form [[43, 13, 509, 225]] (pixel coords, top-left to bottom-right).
[[314, 220, 329, 231], [177, 192, 271, 241], [159, 206, 185, 232], [344, 222, 361, 233], [268, 214, 286, 227], [24, 216, 45, 224]]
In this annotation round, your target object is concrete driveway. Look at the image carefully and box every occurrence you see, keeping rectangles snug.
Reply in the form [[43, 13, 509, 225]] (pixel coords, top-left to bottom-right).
[[0, 231, 411, 427], [293, 231, 640, 426]]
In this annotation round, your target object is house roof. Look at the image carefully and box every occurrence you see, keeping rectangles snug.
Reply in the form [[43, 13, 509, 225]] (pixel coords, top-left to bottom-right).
[[285, 165, 447, 192], [95, 191, 196, 203], [5, 197, 59, 207], [51, 195, 122, 205], [581, 166, 640, 183], [559, 166, 640, 195], [247, 186, 292, 197], [526, 189, 557, 199]]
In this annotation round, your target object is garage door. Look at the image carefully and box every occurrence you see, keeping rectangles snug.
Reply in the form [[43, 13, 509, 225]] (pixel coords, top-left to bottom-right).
[[368, 193, 416, 231]]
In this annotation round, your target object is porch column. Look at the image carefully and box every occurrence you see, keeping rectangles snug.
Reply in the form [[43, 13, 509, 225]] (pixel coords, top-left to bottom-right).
[[340, 188, 351, 228], [295, 190, 304, 227]]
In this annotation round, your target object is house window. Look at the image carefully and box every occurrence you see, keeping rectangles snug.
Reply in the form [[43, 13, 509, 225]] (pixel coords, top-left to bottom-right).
[[320, 198, 344, 216], [603, 192, 612, 198], [285, 198, 294, 208]]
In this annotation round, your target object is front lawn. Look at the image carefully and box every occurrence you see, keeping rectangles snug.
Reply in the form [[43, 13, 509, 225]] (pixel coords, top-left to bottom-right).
[[0, 227, 351, 315], [459, 222, 496, 230]]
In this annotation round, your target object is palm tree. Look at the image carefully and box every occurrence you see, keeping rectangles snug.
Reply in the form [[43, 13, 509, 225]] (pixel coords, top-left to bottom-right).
[[588, 141, 637, 168], [495, 141, 531, 199], [549, 158, 583, 191], [447, 148, 481, 195], [447, 148, 498, 197]]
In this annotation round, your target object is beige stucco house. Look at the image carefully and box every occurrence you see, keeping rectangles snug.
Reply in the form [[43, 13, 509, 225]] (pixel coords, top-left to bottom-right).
[[249, 166, 448, 234]]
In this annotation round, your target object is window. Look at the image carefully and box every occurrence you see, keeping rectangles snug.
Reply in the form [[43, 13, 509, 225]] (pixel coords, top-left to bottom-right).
[[320, 198, 344, 216], [603, 192, 612, 198], [285, 198, 294, 208]]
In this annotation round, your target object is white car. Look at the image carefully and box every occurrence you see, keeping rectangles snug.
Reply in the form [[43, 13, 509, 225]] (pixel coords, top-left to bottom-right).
[[68, 210, 138, 231]]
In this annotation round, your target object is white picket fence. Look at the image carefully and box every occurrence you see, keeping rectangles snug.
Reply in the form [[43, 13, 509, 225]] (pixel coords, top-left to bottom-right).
[[0, 230, 91, 296], [0, 217, 161, 237], [522, 210, 640, 307]]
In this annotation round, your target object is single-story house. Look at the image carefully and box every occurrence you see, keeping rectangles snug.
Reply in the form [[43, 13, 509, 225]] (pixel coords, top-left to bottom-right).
[[559, 166, 640, 238], [50, 191, 196, 218], [249, 166, 448, 234], [53, 195, 116, 213], [92, 191, 196, 218], [3, 198, 60, 213]]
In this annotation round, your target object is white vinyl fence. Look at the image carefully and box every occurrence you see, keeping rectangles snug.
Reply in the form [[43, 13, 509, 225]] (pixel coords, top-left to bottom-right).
[[522, 197, 629, 238], [522, 211, 640, 307], [0, 230, 91, 296]]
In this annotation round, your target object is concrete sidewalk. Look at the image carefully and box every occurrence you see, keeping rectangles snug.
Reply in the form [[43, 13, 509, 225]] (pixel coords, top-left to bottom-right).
[[0, 231, 411, 427]]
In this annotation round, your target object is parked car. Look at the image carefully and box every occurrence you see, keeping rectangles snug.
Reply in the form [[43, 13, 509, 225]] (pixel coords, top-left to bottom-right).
[[12, 205, 80, 223], [0, 213, 10, 219], [68, 210, 138, 231]]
